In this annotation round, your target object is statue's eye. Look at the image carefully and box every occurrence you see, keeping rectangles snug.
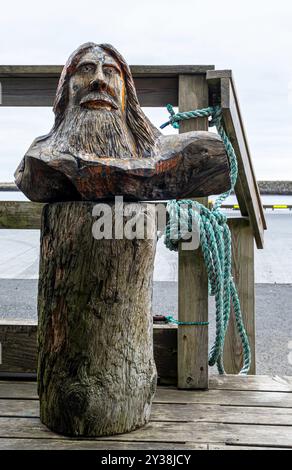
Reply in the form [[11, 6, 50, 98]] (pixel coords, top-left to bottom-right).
[[103, 66, 118, 76], [79, 63, 95, 73]]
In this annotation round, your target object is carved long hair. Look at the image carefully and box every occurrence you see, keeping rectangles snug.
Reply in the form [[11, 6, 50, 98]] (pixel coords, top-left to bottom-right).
[[50, 42, 160, 156]]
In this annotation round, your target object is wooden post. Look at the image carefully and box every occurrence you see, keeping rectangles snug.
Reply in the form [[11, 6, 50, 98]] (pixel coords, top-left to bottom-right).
[[224, 217, 256, 374], [37, 201, 157, 436], [177, 75, 209, 389]]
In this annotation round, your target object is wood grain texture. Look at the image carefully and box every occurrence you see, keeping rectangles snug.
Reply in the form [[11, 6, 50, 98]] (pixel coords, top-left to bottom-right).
[[12, 49, 226, 203], [151, 403, 292, 425], [37, 202, 157, 437], [0, 77, 177, 108], [0, 322, 179, 379], [155, 387, 292, 408], [0, 399, 39, 417], [2, 373, 292, 397], [209, 374, 292, 392], [3, 398, 292, 427], [0, 437, 207, 450], [1, 376, 292, 449], [177, 74, 209, 390], [0, 65, 214, 76], [153, 325, 177, 385], [206, 70, 266, 248], [0, 201, 43, 229], [224, 217, 255, 374], [15, 133, 231, 203], [0, 417, 291, 448], [0, 65, 214, 108], [0, 323, 37, 373], [0, 381, 37, 399]]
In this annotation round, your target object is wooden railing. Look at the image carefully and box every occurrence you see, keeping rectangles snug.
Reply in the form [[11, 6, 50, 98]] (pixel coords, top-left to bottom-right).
[[0, 65, 266, 383]]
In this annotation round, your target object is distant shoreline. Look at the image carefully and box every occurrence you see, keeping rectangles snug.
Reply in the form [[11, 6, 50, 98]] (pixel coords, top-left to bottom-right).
[[1, 181, 292, 195]]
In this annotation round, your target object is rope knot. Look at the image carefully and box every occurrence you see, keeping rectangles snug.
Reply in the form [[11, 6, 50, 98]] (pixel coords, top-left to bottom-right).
[[160, 104, 251, 376]]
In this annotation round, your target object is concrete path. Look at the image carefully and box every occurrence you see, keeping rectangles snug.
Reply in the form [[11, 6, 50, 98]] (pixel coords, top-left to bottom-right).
[[0, 214, 291, 283], [0, 212, 291, 376], [0, 279, 291, 376]]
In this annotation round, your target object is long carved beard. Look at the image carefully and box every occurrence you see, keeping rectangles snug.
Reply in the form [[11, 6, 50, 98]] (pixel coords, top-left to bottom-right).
[[49, 106, 135, 159]]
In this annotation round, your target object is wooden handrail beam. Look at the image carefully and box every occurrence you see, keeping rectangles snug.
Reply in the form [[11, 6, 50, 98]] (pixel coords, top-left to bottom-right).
[[0, 65, 214, 108], [207, 70, 266, 249]]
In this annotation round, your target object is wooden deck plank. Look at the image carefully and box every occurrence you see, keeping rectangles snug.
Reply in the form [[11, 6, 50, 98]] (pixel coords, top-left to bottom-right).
[[0, 418, 291, 448], [209, 444, 287, 450], [0, 438, 207, 450], [0, 378, 292, 449], [2, 399, 292, 427], [0, 438, 285, 450], [0, 381, 37, 399], [1, 379, 292, 404], [155, 388, 292, 408], [151, 404, 292, 425], [209, 375, 292, 392], [0, 399, 39, 417]]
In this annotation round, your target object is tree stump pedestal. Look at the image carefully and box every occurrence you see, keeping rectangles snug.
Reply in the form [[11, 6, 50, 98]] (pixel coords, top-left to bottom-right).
[[37, 201, 157, 437]]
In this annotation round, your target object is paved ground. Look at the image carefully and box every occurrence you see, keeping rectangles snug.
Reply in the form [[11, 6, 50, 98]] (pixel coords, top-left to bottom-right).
[[153, 282, 292, 376], [154, 213, 292, 283], [0, 211, 291, 376], [0, 213, 292, 282], [0, 279, 291, 376]]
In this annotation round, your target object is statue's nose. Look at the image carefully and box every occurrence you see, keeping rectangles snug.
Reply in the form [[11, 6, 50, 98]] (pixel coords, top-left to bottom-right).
[[89, 68, 107, 91]]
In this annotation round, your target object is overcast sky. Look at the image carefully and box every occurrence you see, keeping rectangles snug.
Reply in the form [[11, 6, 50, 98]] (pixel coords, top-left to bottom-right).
[[0, 0, 291, 181]]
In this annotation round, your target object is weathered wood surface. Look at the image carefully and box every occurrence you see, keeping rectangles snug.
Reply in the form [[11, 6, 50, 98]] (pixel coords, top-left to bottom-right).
[[0, 375, 292, 398], [37, 201, 157, 436], [13, 47, 228, 203], [2, 374, 292, 397], [177, 74, 209, 390], [1, 377, 292, 449], [0, 417, 292, 448], [0, 65, 214, 76], [0, 437, 207, 450], [0, 321, 179, 379], [16, 133, 231, 202], [225, 217, 255, 374], [209, 374, 292, 392], [3, 399, 292, 427], [2, 180, 287, 194], [153, 325, 177, 385], [0, 65, 214, 108], [0, 201, 43, 229], [0, 381, 37, 398], [155, 387, 292, 408], [0, 322, 37, 373], [207, 70, 266, 248]]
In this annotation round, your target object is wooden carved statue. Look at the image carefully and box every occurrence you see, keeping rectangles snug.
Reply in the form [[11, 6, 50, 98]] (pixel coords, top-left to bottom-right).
[[15, 42, 230, 202], [14, 43, 231, 437]]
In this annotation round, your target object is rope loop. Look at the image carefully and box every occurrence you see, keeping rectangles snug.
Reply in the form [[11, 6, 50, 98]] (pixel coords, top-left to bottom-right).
[[161, 105, 251, 375]]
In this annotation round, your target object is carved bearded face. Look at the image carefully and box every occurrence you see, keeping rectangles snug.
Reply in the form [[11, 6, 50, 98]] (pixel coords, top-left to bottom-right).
[[68, 47, 125, 113], [49, 46, 139, 159]]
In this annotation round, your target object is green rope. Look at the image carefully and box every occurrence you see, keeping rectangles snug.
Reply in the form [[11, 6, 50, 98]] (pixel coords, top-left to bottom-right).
[[165, 315, 209, 326], [161, 105, 251, 375]]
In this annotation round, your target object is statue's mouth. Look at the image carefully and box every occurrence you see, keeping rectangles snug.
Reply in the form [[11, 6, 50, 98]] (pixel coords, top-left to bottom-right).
[[80, 92, 118, 110]]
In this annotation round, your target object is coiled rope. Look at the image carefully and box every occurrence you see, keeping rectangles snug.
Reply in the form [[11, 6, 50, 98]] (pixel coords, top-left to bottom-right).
[[161, 104, 251, 375]]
